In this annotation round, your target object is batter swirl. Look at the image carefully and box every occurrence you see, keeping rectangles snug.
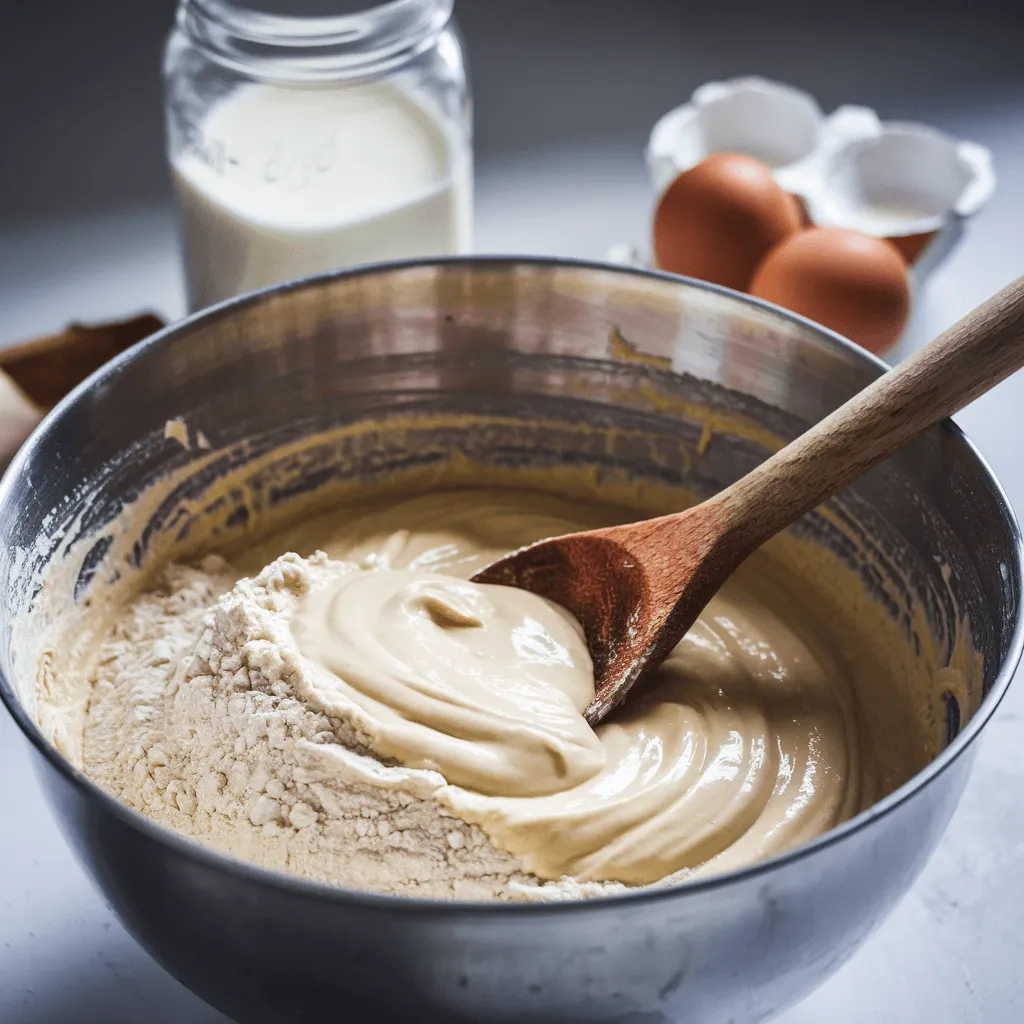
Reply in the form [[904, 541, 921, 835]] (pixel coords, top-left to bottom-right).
[[279, 491, 864, 884]]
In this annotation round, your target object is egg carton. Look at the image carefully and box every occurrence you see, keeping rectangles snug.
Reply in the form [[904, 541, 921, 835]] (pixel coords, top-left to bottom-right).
[[619, 76, 995, 283]]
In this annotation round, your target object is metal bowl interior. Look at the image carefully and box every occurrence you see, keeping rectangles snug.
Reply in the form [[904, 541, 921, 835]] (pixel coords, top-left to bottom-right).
[[0, 257, 1020, 1024]]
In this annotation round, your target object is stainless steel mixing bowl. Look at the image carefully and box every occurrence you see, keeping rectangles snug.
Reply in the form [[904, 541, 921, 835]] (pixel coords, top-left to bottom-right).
[[0, 258, 1020, 1024]]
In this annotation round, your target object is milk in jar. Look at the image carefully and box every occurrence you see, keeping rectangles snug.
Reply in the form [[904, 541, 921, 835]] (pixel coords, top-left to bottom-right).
[[164, 0, 472, 310], [173, 82, 471, 309]]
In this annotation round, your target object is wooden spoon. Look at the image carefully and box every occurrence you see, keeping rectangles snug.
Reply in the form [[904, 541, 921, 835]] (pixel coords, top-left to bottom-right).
[[472, 277, 1024, 725]]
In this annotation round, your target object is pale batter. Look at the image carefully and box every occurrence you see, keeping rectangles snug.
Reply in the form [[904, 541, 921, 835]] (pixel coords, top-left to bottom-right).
[[71, 485, 922, 899]]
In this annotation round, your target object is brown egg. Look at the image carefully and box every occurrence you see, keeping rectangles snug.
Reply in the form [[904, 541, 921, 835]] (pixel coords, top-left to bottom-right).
[[750, 227, 911, 355], [653, 154, 802, 291]]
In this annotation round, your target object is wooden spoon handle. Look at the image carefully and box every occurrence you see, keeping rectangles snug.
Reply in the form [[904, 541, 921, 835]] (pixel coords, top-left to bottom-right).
[[719, 274, 1024, 552]]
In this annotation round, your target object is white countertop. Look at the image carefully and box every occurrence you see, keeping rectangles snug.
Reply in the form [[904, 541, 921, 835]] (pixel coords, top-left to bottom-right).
[[3, 104, 1024, 1023]]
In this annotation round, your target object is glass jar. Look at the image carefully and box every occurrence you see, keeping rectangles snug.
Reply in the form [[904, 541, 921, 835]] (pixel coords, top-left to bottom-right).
[[164, 0, 472, 311]]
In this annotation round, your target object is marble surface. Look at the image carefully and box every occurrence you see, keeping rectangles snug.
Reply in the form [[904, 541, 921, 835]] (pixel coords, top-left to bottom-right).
[[3, 103, 1024, 1022]]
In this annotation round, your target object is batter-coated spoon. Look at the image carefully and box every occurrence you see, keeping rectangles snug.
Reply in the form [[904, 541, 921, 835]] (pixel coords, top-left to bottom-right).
[[473, 276, 1024, 725]]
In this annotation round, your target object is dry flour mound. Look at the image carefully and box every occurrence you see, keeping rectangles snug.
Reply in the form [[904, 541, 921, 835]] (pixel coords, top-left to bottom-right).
[[83, 552, 617, 900]]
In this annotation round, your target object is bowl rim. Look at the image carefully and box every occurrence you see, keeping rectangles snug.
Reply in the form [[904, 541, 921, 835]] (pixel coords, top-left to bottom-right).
[[1, 254, 1021, 916]]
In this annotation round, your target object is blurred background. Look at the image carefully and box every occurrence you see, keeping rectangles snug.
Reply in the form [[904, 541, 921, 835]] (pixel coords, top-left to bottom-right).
[[3, 1, 1024, 1021], [1, 0, 1022, 342]]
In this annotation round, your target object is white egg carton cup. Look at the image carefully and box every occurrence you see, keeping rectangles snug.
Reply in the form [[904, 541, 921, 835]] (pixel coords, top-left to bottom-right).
[[616, 76, 995, 284]]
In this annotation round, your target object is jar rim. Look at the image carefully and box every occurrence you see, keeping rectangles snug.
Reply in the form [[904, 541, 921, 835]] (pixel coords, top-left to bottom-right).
[[178, 0, 454, 82]]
